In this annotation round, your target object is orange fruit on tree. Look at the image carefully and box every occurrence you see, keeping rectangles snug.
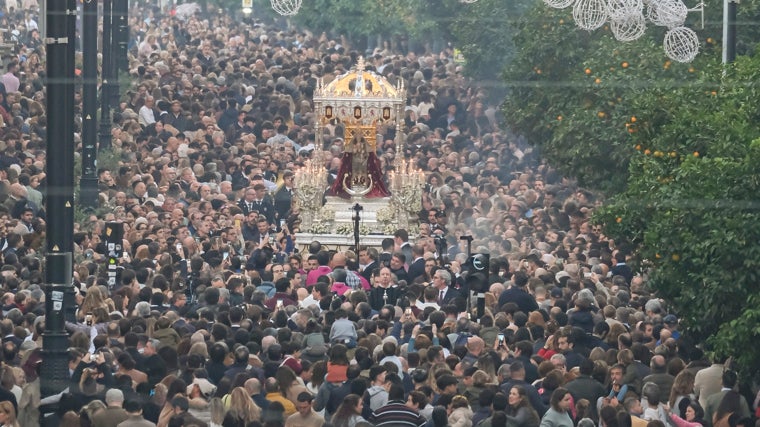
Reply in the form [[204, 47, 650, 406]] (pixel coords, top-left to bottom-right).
[[585, 68, 592, 75], [630, 116, 637, 123], [622, 61, 629, 68], [597, 111, 606, 118], [635, 145, 641, 150], [644, 149, 651, 155], [616, 217, 622, 223], [693, 151, 700, 157], [594, 78, 601, 84], [557, 115, 563, 121]]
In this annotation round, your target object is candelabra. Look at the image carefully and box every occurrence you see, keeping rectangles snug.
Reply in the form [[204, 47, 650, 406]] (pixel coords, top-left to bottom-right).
[[389, 159, 425, 231], [294, 158, 328, 231]]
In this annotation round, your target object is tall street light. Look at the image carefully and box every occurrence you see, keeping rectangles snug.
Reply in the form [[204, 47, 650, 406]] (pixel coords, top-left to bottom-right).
[[80, 0, 99, 209], [41, 0, 76, 399]]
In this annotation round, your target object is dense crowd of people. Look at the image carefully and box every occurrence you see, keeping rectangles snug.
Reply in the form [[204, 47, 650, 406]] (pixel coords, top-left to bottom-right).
[[0, 1, 756, 427]]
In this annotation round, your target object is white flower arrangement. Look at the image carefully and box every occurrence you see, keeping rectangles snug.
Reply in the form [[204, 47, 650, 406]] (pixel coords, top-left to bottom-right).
[[335, 223, 353, 235], [376, 206, 395, 223], [307, 221, 331, 234], [317, 207, 335, 222], [335, 223, 373, 236]]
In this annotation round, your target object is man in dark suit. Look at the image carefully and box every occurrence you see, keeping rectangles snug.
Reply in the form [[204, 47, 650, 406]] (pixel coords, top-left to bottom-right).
[[273, 170, 295, 225], [389, 252, 408, 283], [406, 244, 427, 284], [394, 229, 413, 264], [433, 269, 460, 305], [610, 251, 634, 284], [379, 238, 394, 268], [242, 183, 275, 225], [359, 247, 380, 282], [237, 186, 258, 216], [249, 217, 275, 247], [498, 271, 538, 314]]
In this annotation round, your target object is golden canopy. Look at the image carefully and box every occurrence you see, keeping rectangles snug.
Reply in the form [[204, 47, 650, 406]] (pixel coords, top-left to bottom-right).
[[314, 56, 404, 102]]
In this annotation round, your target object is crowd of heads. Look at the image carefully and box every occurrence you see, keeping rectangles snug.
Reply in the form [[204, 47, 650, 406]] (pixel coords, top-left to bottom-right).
[[0, 2, 750, 427]]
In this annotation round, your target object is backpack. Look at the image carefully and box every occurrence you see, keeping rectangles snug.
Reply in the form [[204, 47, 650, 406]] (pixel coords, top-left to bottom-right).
[[362, 388, 381, 419]]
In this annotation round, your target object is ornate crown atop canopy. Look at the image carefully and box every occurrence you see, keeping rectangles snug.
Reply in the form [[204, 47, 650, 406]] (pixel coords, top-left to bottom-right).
[[314, 57, 405, 102]]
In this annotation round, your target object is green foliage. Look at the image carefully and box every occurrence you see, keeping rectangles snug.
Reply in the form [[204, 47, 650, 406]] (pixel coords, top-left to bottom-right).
[[595, 53, 760, 380], [291, 0, 423, 42], [73, 148, 120, 221], [495, 0, 760, 381], [447, 0, 525, 82], [500, 4, 719, 192]]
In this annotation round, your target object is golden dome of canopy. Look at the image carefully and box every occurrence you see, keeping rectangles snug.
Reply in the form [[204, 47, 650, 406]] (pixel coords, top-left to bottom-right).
[[315, 57, 404, 101]]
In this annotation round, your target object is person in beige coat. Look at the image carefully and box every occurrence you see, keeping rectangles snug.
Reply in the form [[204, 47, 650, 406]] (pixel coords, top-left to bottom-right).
[[449, 395, 474, 427]]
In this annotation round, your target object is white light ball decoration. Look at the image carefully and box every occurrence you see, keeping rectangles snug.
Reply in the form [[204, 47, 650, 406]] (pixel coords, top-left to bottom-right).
[[573, 0, 609, 30], [647, 0, 688, 28], [663, 26, 700, 62], [545, 0, 576, 10], [611, 12, 647, 41], [270, 0, 302, 16], [606, 0, 643, 22]]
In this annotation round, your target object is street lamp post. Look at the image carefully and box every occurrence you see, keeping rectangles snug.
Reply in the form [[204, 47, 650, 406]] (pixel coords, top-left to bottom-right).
[[80, 0, 99, 209], [723, 0, 738, 63], [99, 0, 113, 150], [41, 0, 75, 399]]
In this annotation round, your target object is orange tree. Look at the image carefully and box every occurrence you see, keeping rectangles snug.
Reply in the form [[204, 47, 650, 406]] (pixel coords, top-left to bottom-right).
[[500, 5, 718, 192], [499, 0, 760, 377], [595, 53, 760, 378]]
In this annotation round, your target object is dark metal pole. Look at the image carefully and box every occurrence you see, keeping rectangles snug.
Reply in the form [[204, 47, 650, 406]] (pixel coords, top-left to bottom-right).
[[723, 0, 738, 63], [115, 0, 129, 74], [80, 0, 98, 208], [460, 235, 473, 316], [41, 0, 75, 398], [351, 203, 363, 255], [98, 0, 113, 150], [110, 0, 126, 109]]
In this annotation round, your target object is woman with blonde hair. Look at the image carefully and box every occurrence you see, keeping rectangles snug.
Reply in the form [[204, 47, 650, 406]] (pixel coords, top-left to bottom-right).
[[227, 386, 262, 424], [208, 397, 225, 427], [669, 369, 696, 414], [78, 286, 111, 321], [0, 401, 20, 427]]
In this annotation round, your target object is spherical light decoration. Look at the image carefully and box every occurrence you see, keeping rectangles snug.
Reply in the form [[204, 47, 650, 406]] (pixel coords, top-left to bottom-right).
[[663, 26, 700, 62], [606, 0, 643, 22], [611, 12, 647, 41], [270, 0, 302, 16], [545, 0, 576, 10], [573, 0, 609, 30], [647, 0, 687, 28]]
